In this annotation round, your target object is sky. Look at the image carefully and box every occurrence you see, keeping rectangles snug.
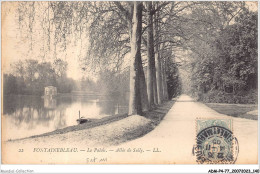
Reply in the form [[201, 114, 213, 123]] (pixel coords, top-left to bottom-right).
[[2, 2, 88, 80]]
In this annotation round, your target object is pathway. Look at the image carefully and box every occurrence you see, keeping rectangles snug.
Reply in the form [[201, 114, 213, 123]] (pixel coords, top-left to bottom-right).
[[113, 94, 258, 164]]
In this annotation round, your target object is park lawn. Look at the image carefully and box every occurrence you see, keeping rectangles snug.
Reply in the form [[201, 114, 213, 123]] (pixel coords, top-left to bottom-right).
[[205, 103, 258, 120]]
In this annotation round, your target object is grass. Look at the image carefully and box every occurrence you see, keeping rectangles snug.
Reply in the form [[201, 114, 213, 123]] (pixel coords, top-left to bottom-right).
[[205, 103, 258, 120], [117, 100, 176, 144], [143, 100, 176, 125], [10, 113, 129, 141]]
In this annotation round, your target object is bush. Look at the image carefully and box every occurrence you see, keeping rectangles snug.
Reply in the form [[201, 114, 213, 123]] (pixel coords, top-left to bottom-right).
[[199, 89, 257, 104]]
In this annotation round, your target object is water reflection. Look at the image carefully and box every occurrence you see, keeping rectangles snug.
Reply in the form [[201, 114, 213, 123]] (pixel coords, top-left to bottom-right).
[[3, 94, 128, 141], [44, 97, 57, 109]]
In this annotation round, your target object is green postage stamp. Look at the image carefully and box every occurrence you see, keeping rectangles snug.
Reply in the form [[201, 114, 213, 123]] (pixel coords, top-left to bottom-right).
[[194, 118, 239, 164]]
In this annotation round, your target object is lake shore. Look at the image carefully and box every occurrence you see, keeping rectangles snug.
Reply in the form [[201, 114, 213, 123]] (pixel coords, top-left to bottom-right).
[[5, 100, 176, 147]]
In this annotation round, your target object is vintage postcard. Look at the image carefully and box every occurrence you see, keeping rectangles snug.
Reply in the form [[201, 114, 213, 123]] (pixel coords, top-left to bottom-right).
[[1, 1, 258, 167]]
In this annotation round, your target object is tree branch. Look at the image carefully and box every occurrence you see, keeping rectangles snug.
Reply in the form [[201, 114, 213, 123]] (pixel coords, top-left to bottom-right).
[[114, 2, 131, 21]]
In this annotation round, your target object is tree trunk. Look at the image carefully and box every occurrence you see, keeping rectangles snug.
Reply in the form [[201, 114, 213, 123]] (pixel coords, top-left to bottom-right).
[[146, 1, 157, 108], [139, 58, 149, 112], [154, 6, 163, 104], [155, 50, 163, 104], [128, 2, 143, 115], [162, 57, 169, 100], [161, 57, 165, 99], [137, 3, 148, 112], [153, 76, 158, 104], [136, 3, 149, 112]]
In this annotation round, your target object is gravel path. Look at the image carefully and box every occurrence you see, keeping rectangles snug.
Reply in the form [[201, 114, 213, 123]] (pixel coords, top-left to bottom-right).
[[113, 95, 258, 164]]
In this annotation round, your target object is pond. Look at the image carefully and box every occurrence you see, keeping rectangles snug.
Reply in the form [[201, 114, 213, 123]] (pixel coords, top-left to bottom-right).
[[2, 94, 128, 141]]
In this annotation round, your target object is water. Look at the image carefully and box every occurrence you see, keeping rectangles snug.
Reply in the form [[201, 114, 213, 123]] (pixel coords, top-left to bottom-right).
[[3, 94, 128, 141]]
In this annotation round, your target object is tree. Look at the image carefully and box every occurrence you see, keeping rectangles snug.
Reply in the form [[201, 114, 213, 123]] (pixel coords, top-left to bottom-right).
[[87, 2, 149, 114], [7, 1, 191, 114], [153, 2, 164, 103], [3, 74, 18, 95], [128, 2, 143, 115], [146, 1, 157, 107], [179, 3, 257, 103], [7, 59, 73, 95], [53, 58, 68, 78]]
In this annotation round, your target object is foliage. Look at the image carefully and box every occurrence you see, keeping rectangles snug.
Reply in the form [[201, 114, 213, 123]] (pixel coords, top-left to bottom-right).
[[201, 89, 257, 104], [4, 59, 73, 95], [5, 1, 256, 113], [85, 2, 130, 72], [166, 58, 182, 98], [95, 69, 130, 97], [3, 74, 19, 95], [185, 8, 257, 103]]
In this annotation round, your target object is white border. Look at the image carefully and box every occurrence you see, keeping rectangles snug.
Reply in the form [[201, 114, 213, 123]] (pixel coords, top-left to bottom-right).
[[1, 165, 260, 174], [0, 0, 259, 173]]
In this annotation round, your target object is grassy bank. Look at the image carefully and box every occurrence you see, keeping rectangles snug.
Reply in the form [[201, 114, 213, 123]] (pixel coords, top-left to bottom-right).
[[199, 89, 257, 104], [8, 99, 176, 145], [120, 99, 177, 143], [205, 103, 258, 120], [29, 113, 129, 139]]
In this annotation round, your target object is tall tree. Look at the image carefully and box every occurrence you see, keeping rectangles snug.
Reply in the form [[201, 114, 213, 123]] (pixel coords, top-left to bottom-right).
[[12, 1, 150, 114], [128, 2, 143, 115], [154, 2, 163, 104], [146, 1, 157, 108]]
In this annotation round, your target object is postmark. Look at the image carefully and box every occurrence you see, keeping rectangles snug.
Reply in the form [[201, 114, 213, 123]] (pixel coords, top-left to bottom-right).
[[194, 118, 239, 164]]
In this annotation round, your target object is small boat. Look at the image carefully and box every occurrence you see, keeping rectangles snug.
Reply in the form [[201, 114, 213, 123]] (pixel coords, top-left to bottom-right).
[[76, 111, 99, 124], [77, 117, 89, 124], [77, 111, 89, 124]]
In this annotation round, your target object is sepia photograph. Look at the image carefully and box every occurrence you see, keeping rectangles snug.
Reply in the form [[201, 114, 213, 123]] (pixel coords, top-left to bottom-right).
[[1, 0, 258, 168]]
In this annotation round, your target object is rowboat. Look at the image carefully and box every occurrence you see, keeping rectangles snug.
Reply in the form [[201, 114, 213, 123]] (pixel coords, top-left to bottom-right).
[[76, 117, 89, 124]]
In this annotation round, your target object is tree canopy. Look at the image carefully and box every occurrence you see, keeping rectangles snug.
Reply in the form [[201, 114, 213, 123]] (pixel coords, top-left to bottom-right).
[[3, 1, 257, 114]]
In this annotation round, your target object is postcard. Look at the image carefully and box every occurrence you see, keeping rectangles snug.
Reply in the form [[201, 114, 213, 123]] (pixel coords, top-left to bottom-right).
[[1, 1, 258, 168]]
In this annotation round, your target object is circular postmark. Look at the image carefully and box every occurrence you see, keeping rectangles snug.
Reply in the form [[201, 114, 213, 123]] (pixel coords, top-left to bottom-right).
[[195, 125, 239, 164]]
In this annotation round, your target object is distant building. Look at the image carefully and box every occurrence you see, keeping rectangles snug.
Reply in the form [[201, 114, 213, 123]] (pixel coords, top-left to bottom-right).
[[44, 86, 57, 96]]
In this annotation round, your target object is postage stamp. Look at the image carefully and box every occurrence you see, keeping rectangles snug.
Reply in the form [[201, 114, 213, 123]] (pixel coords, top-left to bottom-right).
[[194, 118, 239, 164]]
